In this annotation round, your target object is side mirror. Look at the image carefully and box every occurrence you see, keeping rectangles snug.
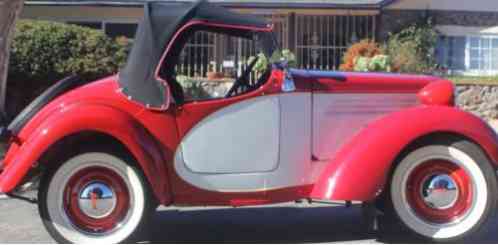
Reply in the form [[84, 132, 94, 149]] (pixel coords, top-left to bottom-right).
[[282, 69, 296, 92]]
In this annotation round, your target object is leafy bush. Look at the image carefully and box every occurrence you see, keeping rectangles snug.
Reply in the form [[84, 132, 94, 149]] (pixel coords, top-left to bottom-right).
[[339, 39, 382, 71], [248, 49, 297, 73], [340, 19, 438, 74], [7, 20, 131, 116], [248, 52, 269, 73], [354, 55, 392, 72], [270, 49, 297, 68], [384, 18, 438, 74], [369, 55, 392, 72]]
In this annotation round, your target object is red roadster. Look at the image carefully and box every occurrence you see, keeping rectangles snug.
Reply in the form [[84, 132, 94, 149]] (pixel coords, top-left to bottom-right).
[[0, 0, 497, 243]]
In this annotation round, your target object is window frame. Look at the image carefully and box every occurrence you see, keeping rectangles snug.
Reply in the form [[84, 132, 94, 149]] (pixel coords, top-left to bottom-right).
[[165, 24, 274, 103], [104, 22, 139, 38], [58, 18, 139, 39], [439, 34, 498, 76]]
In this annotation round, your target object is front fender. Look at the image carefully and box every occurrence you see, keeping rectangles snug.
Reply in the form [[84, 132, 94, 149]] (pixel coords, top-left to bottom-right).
[[0, 103, 171, 204], [310, 105, 498, 201]]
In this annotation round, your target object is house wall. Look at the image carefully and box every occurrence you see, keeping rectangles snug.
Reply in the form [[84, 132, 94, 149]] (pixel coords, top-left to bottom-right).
[[378, 1, 498, 76], [387, 0, 498, 12], [21, 6, 143, 22], [436, 25, 498, 36], [21, 5, 379, 70], [21, 5, 378, 21], [379, 0, 498, 39], [379, 8, 498, 40]]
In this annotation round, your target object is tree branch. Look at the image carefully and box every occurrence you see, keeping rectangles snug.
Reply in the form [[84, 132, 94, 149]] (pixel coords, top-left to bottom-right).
[[0, 0, 24, 120]]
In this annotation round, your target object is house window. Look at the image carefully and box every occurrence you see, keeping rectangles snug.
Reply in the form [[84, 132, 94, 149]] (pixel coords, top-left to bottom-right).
[[436, 36, 465, 71], [437, 35, 498, 75], [468, 37, 498, 71], [105, 23, 138, 38], [65, 21, 137, 39]]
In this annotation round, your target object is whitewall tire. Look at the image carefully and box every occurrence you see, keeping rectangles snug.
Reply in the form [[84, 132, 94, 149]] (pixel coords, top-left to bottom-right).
[[38, 152, 153, 243], [388, 140, 497, 242]]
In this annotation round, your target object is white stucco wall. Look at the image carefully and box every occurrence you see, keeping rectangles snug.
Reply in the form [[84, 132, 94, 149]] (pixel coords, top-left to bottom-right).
[[436, 25, 498, 36], [387, 0, 498, 12], [21, 5, 378, 23], [21, 6, 143, 22]]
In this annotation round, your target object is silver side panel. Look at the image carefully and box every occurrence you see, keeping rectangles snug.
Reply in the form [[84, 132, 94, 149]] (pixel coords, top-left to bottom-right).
[[175, 93, 312, 192], [181, 96, 280, 174], [312, 93, 418, 161]]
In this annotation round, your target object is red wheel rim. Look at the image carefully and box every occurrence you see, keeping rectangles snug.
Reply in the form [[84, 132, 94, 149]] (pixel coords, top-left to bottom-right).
[[63, 166, 130, 234], [406, 160, 473, 224]]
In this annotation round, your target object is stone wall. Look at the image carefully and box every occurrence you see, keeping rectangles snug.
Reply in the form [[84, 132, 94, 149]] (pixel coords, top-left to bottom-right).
[[457, 85, 498, 121]]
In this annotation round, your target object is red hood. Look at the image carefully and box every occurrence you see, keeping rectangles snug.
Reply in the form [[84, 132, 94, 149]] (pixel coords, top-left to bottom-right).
[[291, 69, 440, 94]]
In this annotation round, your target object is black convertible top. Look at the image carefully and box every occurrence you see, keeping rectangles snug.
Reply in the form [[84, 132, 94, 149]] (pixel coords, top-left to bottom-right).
[[118, 0, 270, 108]]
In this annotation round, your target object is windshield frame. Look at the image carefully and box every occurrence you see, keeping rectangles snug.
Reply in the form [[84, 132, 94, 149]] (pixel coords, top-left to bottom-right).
[[156, 21, 276, 104]]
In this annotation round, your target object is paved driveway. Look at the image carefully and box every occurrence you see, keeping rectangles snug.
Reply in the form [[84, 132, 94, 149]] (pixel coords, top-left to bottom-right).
[[0, 197, 497, 243]]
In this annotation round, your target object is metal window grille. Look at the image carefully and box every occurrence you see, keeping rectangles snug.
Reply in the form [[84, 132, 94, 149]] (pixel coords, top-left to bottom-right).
[[264, 14, 289, 50], [176, 13, 377, 75], [176, 31, 260, 84], [294, 14, 376, 70], [177, 31, 216, 78]]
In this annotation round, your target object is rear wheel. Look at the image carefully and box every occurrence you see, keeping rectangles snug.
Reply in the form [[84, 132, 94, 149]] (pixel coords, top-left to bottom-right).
[[38, 152, 154, 243], [387, 140, 497, 242]]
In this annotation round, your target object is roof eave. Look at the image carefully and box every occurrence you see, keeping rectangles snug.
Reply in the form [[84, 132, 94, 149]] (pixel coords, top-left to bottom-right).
[[25, 1, 144, 7], [215, 2, 383, 10], [24, 0, 392, 9]]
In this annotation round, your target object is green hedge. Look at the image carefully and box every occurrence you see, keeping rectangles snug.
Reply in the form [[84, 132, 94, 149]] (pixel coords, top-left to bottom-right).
[[7, 20, 131, 116], [384, 18, 438, 74]]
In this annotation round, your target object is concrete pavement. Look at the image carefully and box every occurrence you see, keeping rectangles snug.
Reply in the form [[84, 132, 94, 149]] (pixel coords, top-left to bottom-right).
[[0, 197, 497, 243]]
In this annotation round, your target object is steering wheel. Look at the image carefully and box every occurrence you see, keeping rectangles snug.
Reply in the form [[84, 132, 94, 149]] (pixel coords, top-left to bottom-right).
[[225, 57, 259, 98]]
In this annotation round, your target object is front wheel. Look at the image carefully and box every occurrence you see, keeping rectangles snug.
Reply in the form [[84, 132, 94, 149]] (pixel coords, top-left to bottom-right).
[[388, 140, 497, 242], [38, 152, 153, 243]]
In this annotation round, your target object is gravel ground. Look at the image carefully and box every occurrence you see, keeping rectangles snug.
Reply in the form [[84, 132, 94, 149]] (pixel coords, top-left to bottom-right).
[[0, 197, 497, 244]]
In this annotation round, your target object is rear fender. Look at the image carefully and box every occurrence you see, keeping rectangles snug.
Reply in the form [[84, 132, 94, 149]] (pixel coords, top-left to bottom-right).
[[0, 103, 171, 204], [310, 105, 498, 201]]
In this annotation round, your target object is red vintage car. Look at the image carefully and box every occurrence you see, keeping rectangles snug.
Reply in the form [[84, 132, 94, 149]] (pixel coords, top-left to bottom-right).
[[0, 0, 497, 243]]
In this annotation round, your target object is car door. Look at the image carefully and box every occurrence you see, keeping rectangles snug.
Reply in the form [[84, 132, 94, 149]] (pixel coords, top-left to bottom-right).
[[169, 28, 312, 193], [173, 88, 312, 193], [176, 94, 281, 175]]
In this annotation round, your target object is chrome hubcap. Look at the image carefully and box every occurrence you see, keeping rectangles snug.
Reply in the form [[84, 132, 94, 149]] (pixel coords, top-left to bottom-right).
[[78, 182, 117, 219], [420, 174, 459, 210]]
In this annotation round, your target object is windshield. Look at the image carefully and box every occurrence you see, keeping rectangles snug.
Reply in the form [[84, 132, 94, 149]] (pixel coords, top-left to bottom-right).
[[255, 31, 279, 59], [255, 31, 296, 69], [164, 28, 278, 103]]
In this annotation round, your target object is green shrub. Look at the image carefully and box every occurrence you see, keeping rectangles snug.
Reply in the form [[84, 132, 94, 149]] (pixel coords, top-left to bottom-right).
[[369, 55, 392, 72], [339, 39, 391, 72], [354, 55, 392, 72], [7, 20, 131, 116], [247, 49, 297, 74], [384, 18, 438, 74], [340, 39, 382, 71], [270, 49, 297, 68], [354, 56, 370, 72], [341, 19, 438, 74], [248, 52, 269, 73]]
